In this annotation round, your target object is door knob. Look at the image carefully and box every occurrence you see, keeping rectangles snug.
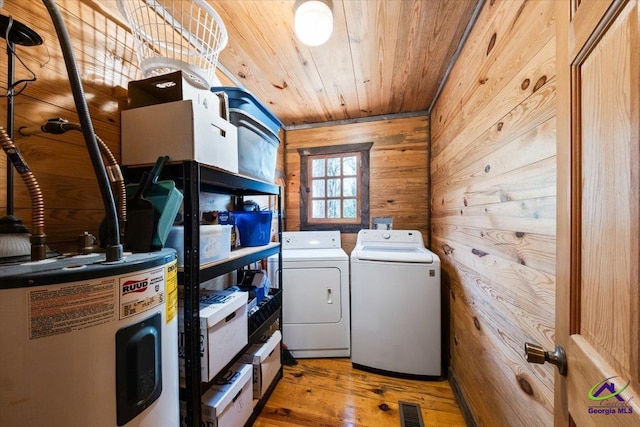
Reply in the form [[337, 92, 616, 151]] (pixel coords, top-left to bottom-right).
[[524, 342, 567, 376]]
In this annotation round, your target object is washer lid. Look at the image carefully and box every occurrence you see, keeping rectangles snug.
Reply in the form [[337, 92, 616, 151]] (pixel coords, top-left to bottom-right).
[[352, 245, 434, 263]]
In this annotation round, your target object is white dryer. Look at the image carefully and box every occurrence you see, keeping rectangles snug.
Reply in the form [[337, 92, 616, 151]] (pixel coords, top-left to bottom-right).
[[268, 231, 350, 358], [351, 229, 441, 378]]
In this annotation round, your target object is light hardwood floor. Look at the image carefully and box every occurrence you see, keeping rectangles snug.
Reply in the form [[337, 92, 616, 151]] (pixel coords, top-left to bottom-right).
[[254, 358, 466, 426]]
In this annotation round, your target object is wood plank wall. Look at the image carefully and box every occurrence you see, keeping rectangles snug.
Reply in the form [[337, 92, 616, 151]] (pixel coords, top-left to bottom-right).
[[285, 116, 429, 254], [429, 1, 556, 426], [0, 0, 236, 252], [0, 0, 141, 252]]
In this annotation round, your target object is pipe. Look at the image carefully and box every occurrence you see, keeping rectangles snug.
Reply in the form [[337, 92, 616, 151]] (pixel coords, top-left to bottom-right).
[[5, 37, 15, 215], [41, 0, 122, 261], [0, 126, 46, 261], [19, 119, 128, 244]]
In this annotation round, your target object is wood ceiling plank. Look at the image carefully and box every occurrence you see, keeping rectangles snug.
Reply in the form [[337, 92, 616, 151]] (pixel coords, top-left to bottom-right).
[[4, 0, 478, 126]]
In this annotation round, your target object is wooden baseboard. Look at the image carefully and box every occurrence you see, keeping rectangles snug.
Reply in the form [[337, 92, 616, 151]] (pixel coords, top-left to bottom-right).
[[448, 367, 478, 427]]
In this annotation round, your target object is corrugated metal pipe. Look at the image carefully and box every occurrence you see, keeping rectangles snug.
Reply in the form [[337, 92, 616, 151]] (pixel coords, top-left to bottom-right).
[[0, 126, 46, 261], [19, 119, 127, 244]]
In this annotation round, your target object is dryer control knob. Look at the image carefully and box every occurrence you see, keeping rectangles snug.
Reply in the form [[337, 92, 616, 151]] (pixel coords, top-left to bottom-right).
[[382, 232, 391, 239]]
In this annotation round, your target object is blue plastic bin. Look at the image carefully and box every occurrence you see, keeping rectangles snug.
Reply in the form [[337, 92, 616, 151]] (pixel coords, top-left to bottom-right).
[[210, 86, 282, 134], [233, 210, 273, 247]]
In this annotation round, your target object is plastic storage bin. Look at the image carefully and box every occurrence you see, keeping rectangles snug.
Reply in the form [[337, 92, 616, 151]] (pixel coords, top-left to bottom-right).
[[165, 224, 232, 267], [211, 86, 282, 183], [233, 211, 273, 247], [210, 86, 282, 134], [230, 109, 279, 182]]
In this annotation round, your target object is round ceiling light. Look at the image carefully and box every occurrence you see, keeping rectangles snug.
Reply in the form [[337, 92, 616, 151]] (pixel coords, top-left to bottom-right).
[[294, 0, 333, 46]]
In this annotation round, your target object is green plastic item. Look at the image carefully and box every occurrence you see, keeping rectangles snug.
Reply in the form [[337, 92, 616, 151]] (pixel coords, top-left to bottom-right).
[[126, 179, 183, 250]]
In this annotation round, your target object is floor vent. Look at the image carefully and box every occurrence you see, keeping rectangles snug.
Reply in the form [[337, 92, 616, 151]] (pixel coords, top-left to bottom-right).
[[399, 401, 425, 427]]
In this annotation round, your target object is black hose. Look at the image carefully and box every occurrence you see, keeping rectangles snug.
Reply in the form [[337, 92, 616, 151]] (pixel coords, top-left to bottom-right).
[[41, 0, 122, 262]]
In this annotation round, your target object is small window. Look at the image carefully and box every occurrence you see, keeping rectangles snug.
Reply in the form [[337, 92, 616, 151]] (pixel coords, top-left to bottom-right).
[[299, 143, 372, 232], [309, 153, 361, 223]]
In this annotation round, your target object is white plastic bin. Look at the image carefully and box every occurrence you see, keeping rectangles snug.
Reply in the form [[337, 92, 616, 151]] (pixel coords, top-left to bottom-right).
[[165, 224, 232, 267], [230, 109, 280, 182]]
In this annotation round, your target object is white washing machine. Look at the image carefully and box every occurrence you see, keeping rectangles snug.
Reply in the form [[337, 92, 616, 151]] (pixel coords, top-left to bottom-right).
[[268, 231, 350, 358], [350, 229, 441, 378]]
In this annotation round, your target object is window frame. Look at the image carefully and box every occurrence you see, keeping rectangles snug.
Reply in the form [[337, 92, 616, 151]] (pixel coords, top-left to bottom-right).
[[308, 152, 362, 225], [298, 142, 372, 233]]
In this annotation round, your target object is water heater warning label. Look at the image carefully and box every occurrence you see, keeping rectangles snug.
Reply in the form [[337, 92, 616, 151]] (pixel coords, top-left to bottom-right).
[[165, 260, 178, 324], [119, 267, 165, 320], [28, 279, 116, 340]]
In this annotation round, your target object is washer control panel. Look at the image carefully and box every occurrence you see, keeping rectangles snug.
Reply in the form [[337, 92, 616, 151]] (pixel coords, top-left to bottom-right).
[[356, 229, 424, 246]]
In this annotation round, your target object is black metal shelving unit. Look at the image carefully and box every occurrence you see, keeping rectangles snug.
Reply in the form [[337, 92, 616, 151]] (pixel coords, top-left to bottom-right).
[[124, 160, 283, 427]]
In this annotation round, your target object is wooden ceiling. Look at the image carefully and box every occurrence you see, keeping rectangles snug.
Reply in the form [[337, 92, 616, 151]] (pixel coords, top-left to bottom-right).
[[3, 0, 480, 128], [210, 0, 480, 126]]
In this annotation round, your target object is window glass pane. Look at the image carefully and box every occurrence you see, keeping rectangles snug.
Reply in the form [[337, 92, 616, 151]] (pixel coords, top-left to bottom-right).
[[304, 147, 369, 226], [343, 199, 357, 218], [327, 179, 341, 197], [343, 177, 357, 197], [328, 199, 341, 218], [312, 158, 325, 177], [312, 200, 325, 218], [312, 179, 325, 197], [343, 156, 357, 176], [327, 157, 341, 176]]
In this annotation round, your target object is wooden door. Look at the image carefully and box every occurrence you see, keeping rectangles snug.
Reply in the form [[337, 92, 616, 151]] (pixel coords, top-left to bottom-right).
[[556, 0, 640, 425]]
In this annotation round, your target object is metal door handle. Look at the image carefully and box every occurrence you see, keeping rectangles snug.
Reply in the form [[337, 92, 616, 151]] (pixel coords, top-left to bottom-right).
[[327, 288, 332, 304], [524, 342, 567, 376]]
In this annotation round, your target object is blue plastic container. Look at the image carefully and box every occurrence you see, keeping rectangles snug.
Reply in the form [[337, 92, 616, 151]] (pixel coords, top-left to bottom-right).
[[233, 210, 273, 247], [210, 86, 282, 134]]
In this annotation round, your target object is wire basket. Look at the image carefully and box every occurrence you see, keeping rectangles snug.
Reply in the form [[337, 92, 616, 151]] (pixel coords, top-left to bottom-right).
[[117, 0, 228, 89]]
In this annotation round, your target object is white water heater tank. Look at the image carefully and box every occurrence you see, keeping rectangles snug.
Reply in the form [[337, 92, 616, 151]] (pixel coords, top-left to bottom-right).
[[0, 249, 179, 426]]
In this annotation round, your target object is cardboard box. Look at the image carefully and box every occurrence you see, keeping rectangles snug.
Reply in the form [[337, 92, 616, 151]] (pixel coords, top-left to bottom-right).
[[127, 71, 216, 109], [180, 362, 253, 427], [121, 99, 238, 173], [178, 290, 248, 382], [240, 330, 282, 399]]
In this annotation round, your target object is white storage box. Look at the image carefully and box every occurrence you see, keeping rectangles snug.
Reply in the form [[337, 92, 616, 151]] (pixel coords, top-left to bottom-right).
[[166, 225, 232, 267], [240, 330, 282, 399], [178, 290, 248, 382], [179, 363, 253, 427], [121, 99, 238, 173]]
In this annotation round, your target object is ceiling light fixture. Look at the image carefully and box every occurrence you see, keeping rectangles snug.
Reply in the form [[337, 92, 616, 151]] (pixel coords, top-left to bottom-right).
[[294, 0, 333, 46]]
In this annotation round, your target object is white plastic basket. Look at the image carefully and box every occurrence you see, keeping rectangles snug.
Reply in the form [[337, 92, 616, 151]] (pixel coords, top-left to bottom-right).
[[117, 0, 228, 89]]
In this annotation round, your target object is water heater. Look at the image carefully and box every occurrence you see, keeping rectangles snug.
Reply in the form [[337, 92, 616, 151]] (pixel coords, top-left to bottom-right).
[[0, 249, 179, 426]]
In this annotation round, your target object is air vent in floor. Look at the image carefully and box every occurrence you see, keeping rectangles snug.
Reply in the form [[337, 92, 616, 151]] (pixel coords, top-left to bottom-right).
[[399, 401, 425, 427]]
